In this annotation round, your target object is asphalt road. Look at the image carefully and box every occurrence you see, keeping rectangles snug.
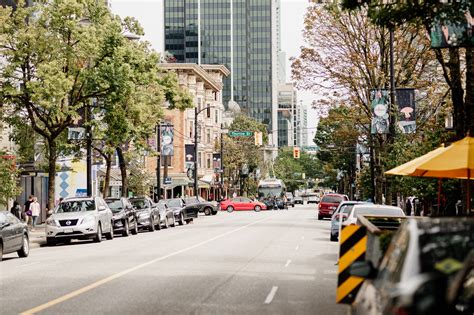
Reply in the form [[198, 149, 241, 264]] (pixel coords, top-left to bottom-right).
[[0, 204, 346, 315]]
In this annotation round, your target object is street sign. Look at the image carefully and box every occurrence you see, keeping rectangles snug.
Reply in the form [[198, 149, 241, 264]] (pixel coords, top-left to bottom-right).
[[164, 177, 172, 185], [228, 131, 253, 137]]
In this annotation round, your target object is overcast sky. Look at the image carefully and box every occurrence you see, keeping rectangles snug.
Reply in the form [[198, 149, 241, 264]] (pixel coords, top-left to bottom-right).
[[111, 0, 317, 143]]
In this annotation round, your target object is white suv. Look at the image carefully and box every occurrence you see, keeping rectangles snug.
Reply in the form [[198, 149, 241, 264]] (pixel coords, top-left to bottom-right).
[[45, 197, 114, 245]]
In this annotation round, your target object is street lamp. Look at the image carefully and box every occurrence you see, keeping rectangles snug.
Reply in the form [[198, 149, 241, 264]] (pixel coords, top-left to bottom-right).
[[194, 106, 213, 199]]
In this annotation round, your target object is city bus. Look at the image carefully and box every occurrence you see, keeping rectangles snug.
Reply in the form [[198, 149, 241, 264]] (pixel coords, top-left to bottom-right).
[[257, 178, 286, 209]]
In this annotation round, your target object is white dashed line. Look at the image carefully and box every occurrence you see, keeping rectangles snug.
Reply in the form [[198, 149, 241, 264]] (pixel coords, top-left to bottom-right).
[[264, 286, 279, 304], [284, 259, 292, 267]]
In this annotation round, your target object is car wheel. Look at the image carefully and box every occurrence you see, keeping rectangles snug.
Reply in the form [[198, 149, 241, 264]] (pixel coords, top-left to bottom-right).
[[227, 206, 234, 213], [317, 214, 323, 220], [330, 234, 338, 242], [204, 207, 211, 216], [149, 217, 155, 232], [185, 219, 193, 224], [292, 204, 295, 208], [122, 220, 130, 237], [254, 205, 261, 212], [63, 239, 72, 245], [0, 241, 3, 261], [94, 224, 102, 243], [17, 235, 29, 258], [131, 220, 138, 235], [179, 213, 184, 225], [105, 222, 114, 240], [47, 237, 56, 246], [211, 210, 218, 215]]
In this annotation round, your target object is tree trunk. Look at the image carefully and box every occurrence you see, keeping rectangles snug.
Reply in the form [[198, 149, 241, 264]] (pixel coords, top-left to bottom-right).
[[116, 147, 128, 197], [47, 139, 57, 212], [102, 153, 112, 198], [448, 48, 465, 139], [465, 47, 474, 135]]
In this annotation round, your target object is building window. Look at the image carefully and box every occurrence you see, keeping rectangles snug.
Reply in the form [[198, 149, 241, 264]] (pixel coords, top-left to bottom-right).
[[206, 155, 211, 169], [189, 121, 194, 138], [206, 105, 211, 118], [198, 152, 202, 168], [206, 129, 211, 144], [215, 110, 219, 124]]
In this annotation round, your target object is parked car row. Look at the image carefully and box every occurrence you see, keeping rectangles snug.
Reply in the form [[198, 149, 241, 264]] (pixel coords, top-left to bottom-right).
[[44, 196, 204, 246], [0, 211, 29, 261]]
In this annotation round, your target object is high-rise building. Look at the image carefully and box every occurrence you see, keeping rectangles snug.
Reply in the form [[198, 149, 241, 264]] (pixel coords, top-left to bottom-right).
[[296, 101, 308, 147], [277, 83, 296, 148], [164, 0, 280, 146]]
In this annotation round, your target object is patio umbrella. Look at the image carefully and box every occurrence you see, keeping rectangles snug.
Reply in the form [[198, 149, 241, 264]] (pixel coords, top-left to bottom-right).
[[410, 136, 474, 213], [385, 145, 446, 176]]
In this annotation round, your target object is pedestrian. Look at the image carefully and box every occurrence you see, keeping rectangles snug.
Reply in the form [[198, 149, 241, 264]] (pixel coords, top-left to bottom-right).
[[30, 197, 41, 230], [10, 201, 21, 220], [406, 197, 413, 216], [23, 195, 33, 224]]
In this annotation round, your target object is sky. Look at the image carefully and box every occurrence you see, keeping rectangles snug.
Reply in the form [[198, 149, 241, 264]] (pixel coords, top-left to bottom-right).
[[111, 0, 318, 144]]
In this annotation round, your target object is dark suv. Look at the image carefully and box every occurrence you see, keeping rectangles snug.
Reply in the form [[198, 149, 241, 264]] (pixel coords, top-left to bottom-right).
[[105, 197, 138, 237], [184, 197, 219, 216]]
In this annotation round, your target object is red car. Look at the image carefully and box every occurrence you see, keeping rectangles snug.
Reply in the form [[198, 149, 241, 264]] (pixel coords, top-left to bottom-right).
[[220, 197, 267, 212], [317, 194, 348, 220]]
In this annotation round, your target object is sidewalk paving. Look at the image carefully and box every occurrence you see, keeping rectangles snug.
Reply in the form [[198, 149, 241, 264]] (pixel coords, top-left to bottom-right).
[[28, 224, 46, 248]]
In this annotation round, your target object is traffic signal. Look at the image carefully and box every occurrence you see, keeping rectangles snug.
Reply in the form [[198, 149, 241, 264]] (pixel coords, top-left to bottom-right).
[[293, 147, 300, 159], [254, 131, 263, 146]]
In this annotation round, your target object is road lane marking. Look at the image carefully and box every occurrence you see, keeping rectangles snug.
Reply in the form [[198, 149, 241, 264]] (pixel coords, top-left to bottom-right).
[[20, 215, 275, 315], [284, 259, 292, 267], [264, 286, 279, 304]]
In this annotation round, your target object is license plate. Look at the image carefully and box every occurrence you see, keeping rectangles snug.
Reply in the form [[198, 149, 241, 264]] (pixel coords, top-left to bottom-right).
[[64, 228, 74, 233]]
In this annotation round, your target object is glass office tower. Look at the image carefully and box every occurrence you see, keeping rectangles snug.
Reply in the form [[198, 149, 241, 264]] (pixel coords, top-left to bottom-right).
[[164, 0, 279, 134]]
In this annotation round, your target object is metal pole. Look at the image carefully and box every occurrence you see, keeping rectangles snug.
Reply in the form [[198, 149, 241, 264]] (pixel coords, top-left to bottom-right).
[[230, 0, 233, 101], [156, 124, 161, 202], [86, 102, 92, 197], [220, 123, 224, 199], [198, 0, 201, 65], [194, 107, 199, 199], [389, 28, 396, 136], [369, 134, 376, 202]]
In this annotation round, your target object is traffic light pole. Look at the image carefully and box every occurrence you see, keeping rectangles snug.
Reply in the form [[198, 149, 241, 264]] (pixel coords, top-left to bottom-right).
[[156, 124, 161, 202]]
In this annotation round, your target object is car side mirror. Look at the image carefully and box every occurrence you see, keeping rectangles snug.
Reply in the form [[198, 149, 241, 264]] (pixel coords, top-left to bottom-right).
[[349, 261, 377, 279], [98, 205, 107, 211]]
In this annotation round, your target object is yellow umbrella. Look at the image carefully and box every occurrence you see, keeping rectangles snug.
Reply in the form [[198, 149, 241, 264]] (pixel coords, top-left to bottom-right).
[[410, 136, 474, 179], [410, 136, 474, 213], [385, 145, 447, 176]]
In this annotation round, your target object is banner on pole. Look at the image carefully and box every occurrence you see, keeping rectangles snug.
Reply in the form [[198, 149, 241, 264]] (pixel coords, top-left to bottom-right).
[[161, 125, 174, 156], [396, 89, 416, 134], [370, 89, 390, 134]]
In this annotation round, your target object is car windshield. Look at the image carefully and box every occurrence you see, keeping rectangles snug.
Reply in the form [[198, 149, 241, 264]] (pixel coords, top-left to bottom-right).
[[166, 199, 182, 208], [341, 205, 355, 214], [130, 199, 147, 210], [105, 200, 123, 213], [258, 187, 282, 197], [322, 195, 343, 203], [57, 200, 95, 213], [354, 206, 404, 217]]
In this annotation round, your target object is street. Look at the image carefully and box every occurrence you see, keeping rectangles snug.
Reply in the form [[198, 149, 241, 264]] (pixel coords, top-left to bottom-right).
[[0, 204, 345, 315]]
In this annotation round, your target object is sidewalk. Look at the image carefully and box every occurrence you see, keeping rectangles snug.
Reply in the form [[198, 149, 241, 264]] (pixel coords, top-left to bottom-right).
[[28, 224, 46, 248]]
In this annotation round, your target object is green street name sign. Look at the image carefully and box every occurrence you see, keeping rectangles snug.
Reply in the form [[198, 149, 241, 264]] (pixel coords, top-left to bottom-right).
[[228, 131, 253, 137]]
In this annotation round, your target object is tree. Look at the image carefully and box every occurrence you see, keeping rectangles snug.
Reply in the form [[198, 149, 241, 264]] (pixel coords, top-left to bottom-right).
[[291, 3, 448, 202], [0, 1, 128, 210], [0, 153, 21, 209], [341, 1, 474, 138], [222, 115, 267, 195]]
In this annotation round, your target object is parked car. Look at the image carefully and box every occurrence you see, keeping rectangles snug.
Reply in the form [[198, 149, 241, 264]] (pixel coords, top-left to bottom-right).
[[129, 197, 160, 232], [164, 198, 198, 225], [105, 197, 138, 236], [0, 211, 29, 261], [350, 218, 474, 315], [285, 192, 295, 207], [342, 204, 405, 226], [307, 194, 321, 204], [184, 197, 219, 216], [330, 201, 369, 241], [46, 197, 114, 245], [154, 201, 176, 228], [317, 193, 348, 220], [220, 197, 267, 212], [294, 196, 304, 205]]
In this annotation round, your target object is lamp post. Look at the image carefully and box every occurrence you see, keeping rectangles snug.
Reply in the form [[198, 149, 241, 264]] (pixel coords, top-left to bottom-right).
[[194, 106, 213, 199]]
